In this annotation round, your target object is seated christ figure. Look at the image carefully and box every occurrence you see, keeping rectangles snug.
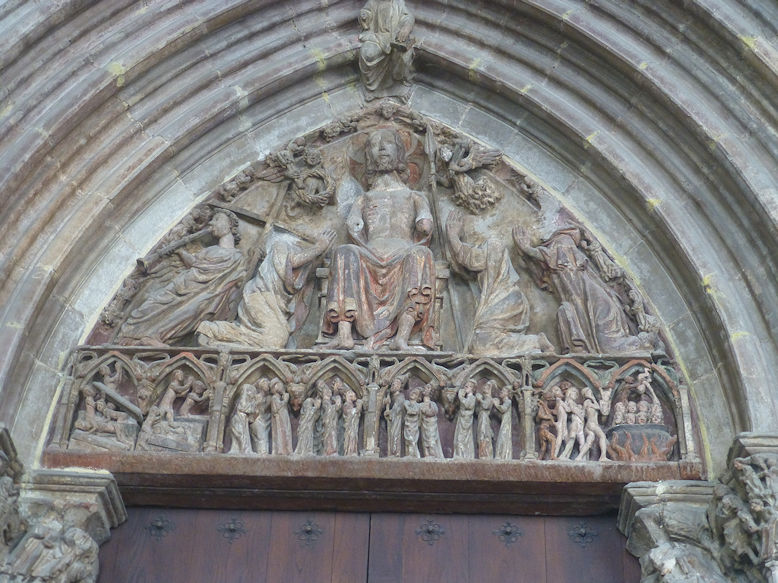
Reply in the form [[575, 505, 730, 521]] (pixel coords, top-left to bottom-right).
[[323, 128, 436, 351]]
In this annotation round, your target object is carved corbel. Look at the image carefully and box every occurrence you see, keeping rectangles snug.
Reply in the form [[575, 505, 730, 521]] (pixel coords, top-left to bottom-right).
[[0, 426, 125, 583], [619, 433, 778, 582]]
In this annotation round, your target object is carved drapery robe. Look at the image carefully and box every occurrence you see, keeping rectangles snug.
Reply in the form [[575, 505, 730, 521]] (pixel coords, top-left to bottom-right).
[[324, 187, 436, 348], [359, 0, 414, 92], [385, 392, 405, 457], [321, 396, 341, 456], [197, 238, 316, 349], [453, 391, 476, 459], [534, 228, 641, 354], [403, 399, 421, 458], [494, 397, 512, 460], [420, 399, 444, 459], [449, 238, 550, 355], [343, 400, 363, 456], [120, 245, 245, 345], [476, 394, 494, 459], [270, 393, 293, 455], [294, 397, 319, 456], [228, 387, 256, 455], [250, 397, 271, 456]]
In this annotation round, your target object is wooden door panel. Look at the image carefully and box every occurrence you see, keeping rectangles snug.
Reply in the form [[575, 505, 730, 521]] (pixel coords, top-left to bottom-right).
[[368, 514, 469, 583]]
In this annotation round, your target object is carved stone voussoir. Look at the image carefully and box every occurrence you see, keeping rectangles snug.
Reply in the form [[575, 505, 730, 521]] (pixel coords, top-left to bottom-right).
[[619, 433, 778, 583]]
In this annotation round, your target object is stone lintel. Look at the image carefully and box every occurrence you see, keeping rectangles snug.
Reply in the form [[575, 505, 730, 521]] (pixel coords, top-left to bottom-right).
[[45, 449, 701, 515]]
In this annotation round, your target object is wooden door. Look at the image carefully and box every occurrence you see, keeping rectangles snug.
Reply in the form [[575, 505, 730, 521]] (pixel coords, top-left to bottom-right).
[[99, 508, 640, 582]]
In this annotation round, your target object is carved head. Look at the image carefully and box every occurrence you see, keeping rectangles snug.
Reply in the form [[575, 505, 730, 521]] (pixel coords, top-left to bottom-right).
[[287, 383, 306, 411], [256, 378, 270, 395], [304, 148, 321, 166], [173, 370, 184, 382], [364, 129, 409, 183], [270, 379, 284, 395], [408, 387, 421, 402], [345, 389, 357, 403]]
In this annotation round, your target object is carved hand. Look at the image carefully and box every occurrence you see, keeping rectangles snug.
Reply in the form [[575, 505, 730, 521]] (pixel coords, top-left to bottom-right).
[[512, 226, 532, 252], [446, 209, 465, 238], [417, 218, 433, 236], [316, 229, 337, 253]]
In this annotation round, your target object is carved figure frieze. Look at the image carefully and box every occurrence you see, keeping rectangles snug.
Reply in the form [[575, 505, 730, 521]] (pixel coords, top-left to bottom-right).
[[56, 347, 693, 467]]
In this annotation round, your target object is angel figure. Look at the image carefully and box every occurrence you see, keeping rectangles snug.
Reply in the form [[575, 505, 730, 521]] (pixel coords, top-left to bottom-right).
[[438, 139, 502, 214]]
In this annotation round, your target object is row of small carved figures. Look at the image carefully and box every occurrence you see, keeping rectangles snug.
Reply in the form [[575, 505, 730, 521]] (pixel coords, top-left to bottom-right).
[[226, 375, 515, 459], [534, 369, 674, 462], [69, 364, 674, 461]]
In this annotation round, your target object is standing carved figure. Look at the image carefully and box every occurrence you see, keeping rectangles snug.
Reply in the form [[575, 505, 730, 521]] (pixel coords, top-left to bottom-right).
[[384, 376, 406, 457], [476, 381, 496, 459], [250, 379, 272, 455], [179, 380, 210, 417], [576, 387, 609, 461], [513, 225, 650, 354], [493, 387, 513, 461], [321, 384, 342, 456], [229, 384, 257, 454], [420, 385, 444, 459], [323, 129, 436, 351], [270, 379, 292, 455], [446, 210, 554, 355], [342, 390, 363, 456], [403, 388, 422, 458], [118, 211, 246, 346], [559, 386, 586, 460], [453, 380, 476, 459], [159, 370, 193, 425], [358, 0, 414, 98], [198, 229, 335, 349], [294, 395, 321, 456], [536, 392, 558, 460], [551, 383, 569, 458]]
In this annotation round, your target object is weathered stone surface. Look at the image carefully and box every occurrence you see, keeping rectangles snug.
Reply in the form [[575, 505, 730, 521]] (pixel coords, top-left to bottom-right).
[[620, 433, 778, 582]]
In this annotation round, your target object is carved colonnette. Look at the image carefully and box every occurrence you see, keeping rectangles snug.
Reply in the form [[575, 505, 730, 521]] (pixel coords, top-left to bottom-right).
[[619, 434, 778, 583]]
